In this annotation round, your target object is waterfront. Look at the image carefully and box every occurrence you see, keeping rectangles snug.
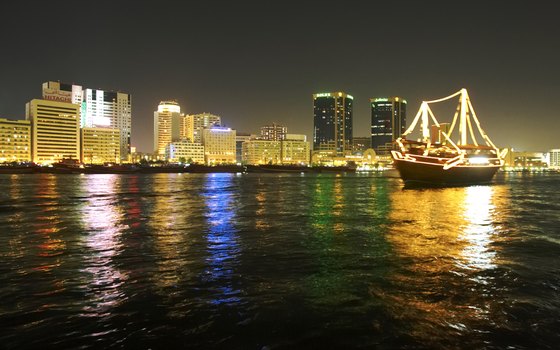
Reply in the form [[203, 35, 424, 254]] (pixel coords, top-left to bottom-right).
[[0, 172, 559, 349]]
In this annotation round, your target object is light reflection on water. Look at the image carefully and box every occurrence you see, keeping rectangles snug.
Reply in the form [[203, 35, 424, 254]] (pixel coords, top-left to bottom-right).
[[202, 173, 242, 306], [461, 186, 498, 271], [384, 184, 512, 346], [81, 175, 127, 316], [0, 173, 558, 349]]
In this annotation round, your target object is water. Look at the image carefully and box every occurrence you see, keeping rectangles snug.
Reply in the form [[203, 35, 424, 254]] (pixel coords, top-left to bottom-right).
[[0, 172, 559, 349]]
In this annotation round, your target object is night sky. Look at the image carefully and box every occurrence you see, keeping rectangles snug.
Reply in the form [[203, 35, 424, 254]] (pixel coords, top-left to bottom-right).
[[1, 0, 558, 152]]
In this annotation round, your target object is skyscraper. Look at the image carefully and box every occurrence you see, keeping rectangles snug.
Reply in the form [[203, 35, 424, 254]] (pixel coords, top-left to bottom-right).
[[82, 89, 131, 161], [153, 101, 182, 156], [370, 97, 406, 155], [41, 81, 132, 162], [313, 92, 353, 155]]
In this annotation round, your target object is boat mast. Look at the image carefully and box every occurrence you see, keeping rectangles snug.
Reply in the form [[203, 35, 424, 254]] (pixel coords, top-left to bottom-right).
[[459, 88, 468, 146]]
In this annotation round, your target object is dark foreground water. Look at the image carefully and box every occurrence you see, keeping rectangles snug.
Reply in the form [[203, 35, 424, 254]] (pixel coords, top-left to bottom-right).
[[0, 172, 559, 349]]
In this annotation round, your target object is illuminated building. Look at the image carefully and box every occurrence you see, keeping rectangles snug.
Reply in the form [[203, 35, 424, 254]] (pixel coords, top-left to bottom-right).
[[242, 140, 281, 165], [352, 136, 371, 153], [183, 113, 221, 143], [507, 151, 547, 169], [201, 126, 236, 164], [370, 97, 406, 155], [42, 81, 83, 105], [81, 127, 121, 164], [259, 122, 287, 141], [236, 132, 254, 163], [165, 140, 205, 163], [42, 81, 132, 162], [26, 99, 80, 164], [154, 101, 182, 156], [281, 134, 310, 164], [0, 118, 31, 162], [83, 89, 131, 161], [313, 92, 353, 155], [548, 149, 560, 169]]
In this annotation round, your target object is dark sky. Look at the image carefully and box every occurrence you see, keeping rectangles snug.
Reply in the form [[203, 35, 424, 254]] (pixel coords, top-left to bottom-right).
[[1, 0, 558, 152]]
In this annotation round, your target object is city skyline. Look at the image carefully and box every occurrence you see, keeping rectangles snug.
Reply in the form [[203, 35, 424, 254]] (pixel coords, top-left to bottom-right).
[[1, 1, 559, 153]]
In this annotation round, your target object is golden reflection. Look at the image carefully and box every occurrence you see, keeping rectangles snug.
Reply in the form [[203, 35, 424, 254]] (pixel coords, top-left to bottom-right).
[[149, 174, 188, 291], [255, 188, 269, 230], [31, 175, 65, 271], [81, 175, 127, 315], [380, 184, 509, 344], [460, 186, 496, 271]]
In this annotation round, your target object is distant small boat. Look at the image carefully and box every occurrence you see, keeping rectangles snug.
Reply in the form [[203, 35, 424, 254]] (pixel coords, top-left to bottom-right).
[[391, 89, 506, 186]]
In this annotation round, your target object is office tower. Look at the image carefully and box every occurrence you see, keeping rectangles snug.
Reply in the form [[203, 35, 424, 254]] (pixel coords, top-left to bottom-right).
[[26, 99, 80, 164], [260, 123, 287, 141], [165, 141, 205, 164], [0, 118, 31, 162], [82, 89, 131, 161], [81, 127, 121, 164], [154, 101, 182, 156], [201, 126, 236, 165], [281, 134, 310, 165], [313, 92, 353, 155], [242, 140, 281, 165], [183, 113, 222, 143], [42, 81, 132, 161], [370, 97, 406, 155]]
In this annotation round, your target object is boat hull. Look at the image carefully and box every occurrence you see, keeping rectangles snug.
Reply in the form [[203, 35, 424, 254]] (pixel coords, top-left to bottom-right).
[[393, 157, 500, 186]]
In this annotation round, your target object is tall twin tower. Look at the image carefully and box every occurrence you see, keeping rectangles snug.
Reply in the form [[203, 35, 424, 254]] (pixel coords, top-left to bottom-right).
[[313, 92, 406, 155]]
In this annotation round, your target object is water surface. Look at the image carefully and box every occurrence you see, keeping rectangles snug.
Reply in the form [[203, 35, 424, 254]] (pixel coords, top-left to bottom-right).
[[1, 172, 559, 348]]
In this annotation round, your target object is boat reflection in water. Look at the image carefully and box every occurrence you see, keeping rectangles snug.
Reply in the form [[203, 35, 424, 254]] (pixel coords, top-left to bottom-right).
[[381, 184, 510, 347]]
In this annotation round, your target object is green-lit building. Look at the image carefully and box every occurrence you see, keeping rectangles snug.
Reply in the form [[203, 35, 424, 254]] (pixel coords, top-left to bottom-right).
[[313, 92, 353, 155]]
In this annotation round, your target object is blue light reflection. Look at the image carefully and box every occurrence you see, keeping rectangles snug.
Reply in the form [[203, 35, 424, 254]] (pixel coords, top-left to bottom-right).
[[202, 173, 241, 306]]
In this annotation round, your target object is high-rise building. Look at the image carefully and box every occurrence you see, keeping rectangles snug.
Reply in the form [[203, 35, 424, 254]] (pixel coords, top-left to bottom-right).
[[42, 81, 132, 162], [0, 118, 31, 163], [165, 140, 205, 164], [154, 101, 182, 156], [281, 134, 310, 165], [81, 127, 121, 164], [201, 126, 236, 165], [370, 97, 406, 155], [313, 92, 353, 155], [26, 99, 80, 164], [183, 113, 222, 143], [259, 123, 287, 141], [82, 89, 131, 161]]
